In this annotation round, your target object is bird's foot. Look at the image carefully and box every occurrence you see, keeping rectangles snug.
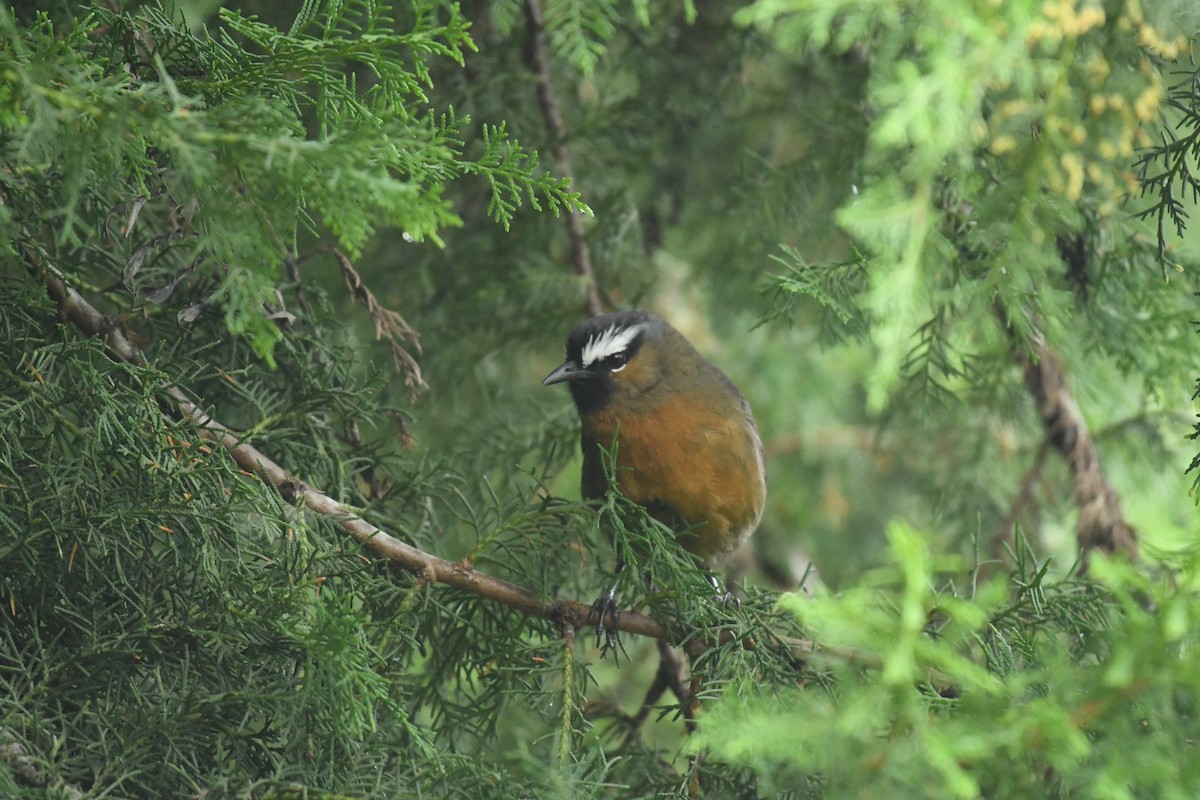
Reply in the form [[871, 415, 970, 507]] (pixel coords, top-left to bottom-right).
[[707, 573, 740, 609], [588, 584, 621, 651]]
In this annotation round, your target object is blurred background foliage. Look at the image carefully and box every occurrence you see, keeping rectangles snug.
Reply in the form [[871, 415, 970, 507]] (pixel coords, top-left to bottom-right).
[[3, 0, 1200, 797]]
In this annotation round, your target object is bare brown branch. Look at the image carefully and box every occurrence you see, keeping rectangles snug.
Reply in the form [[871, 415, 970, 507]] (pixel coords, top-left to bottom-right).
[[523, 0, 605, 318], [998, 307, 1139, 566]]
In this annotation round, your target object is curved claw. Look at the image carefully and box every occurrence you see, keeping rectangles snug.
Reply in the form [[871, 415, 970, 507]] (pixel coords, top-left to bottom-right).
[[707, 573, 740, 608], [716, 590, 740, 609], [588, 585, 621, 650]]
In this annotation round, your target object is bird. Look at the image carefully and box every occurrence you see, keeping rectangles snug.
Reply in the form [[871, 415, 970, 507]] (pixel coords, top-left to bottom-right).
[[543, 309, 767, 646]]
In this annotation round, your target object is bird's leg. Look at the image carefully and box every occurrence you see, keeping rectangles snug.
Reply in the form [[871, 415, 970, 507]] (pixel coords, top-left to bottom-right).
[[589, 553, 625, 651]]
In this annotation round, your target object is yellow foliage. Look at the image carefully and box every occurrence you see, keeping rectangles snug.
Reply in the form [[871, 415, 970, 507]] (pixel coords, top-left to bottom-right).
[[1035, 0, 1106, 39], [989, 135, 1017, 155], [1137, 23, 1188, 58], [1133, 79, 1163, 122], [1061, 153, 1085, 201]]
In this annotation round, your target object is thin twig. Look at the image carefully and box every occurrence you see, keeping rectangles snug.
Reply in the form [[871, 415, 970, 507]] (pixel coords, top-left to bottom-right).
[[287, 246, 413, 451], [333, 247, 425, 393], [283, 249, 315, 318], [992, 437, 1052, 566], [523, 0, 604, 318], [632, 640, 698, 734]]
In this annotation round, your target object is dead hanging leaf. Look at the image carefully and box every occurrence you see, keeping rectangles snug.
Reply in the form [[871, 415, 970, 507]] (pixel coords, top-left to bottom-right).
[[123, 233, 173, 287], [139, 259, 200, 304], [178, 299, 209, 325], [391, 410, 414, 450], [334, 248, 426, 393], [263, 289, 297, 327], [123, 196, 149, 237], [178, 284, 219, 325]]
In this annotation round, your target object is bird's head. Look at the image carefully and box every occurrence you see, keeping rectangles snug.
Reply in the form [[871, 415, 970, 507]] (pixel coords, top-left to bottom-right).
[[542, 310, 670, 413]]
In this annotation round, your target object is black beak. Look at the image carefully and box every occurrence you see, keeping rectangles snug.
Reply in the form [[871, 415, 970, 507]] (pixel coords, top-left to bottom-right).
[[542, 360, 587, 386]]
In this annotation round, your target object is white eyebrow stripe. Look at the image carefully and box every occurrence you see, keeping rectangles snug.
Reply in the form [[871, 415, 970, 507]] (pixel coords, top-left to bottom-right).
[[581, 323, 642, 367]]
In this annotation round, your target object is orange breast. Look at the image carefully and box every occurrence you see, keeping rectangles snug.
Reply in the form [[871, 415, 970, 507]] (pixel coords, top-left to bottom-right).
[[580, 393, 765, 565]]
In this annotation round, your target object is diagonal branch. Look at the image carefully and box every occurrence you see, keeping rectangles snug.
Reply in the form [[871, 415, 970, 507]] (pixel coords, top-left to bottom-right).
[[21, 244, 669, 646], [523, 0, 605, 318]]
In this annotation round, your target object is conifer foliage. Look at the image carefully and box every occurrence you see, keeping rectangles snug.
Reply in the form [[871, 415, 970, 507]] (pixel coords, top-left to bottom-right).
[[3, 1, 1200, 798]]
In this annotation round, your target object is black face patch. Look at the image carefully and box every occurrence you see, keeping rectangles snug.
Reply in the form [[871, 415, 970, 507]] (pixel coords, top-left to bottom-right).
[[561, 310, 657, 413]]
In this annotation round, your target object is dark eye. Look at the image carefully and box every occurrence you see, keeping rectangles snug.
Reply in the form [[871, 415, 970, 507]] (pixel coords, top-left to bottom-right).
[[602, 352, 628, 372]]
